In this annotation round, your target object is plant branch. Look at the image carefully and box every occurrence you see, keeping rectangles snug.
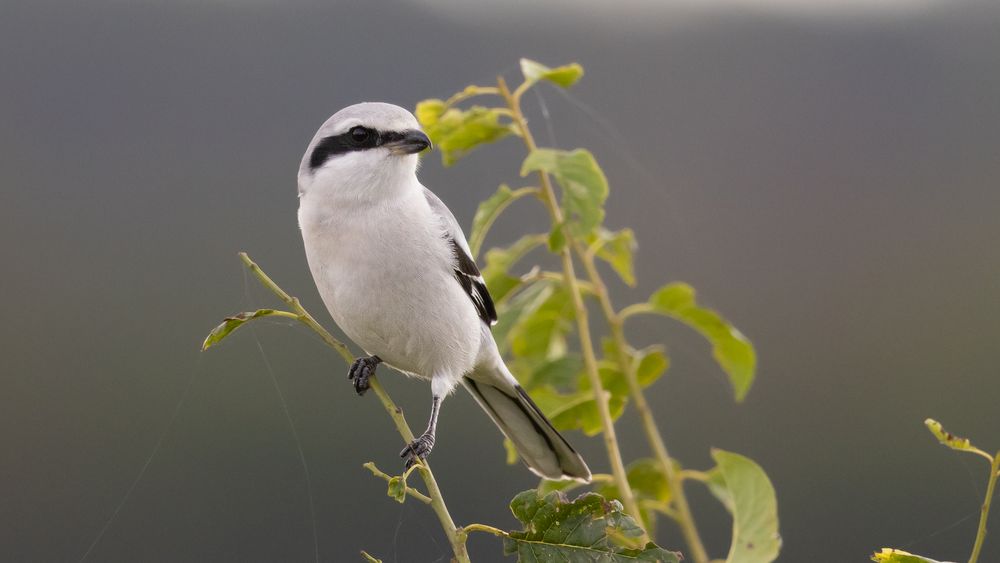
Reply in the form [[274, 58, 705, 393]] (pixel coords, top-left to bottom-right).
[[497, 77, 646, 539], [575, 246, 710, 563], [459, 523, 510, 541], [237, 253, 469, 563], [969, 451, 1000, 563], [363, 462, 433, 505]]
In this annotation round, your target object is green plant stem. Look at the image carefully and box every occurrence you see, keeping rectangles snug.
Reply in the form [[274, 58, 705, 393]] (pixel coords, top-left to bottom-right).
[[363, 462, 433, 504], [459, 523, 510, 541], [238, 252, 469, 563], [576, 247, 710, 563], [969, 451, 1000, 563], [496, 78, 646, 539]]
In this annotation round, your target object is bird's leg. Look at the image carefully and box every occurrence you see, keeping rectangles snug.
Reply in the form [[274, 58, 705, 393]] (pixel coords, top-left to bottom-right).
[[400, 395, 440, 469], [348, 355, 380, 396]]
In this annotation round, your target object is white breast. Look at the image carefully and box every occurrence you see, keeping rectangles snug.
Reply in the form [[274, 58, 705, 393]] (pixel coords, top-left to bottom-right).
[[298, 184, 482, 380]]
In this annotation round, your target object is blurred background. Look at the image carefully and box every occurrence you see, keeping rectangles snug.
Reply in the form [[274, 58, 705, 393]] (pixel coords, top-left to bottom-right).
[[3, 0, 999, 561]]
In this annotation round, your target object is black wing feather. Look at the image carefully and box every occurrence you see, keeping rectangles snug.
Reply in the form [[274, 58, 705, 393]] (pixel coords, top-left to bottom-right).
[[448, 237, 497, 325]]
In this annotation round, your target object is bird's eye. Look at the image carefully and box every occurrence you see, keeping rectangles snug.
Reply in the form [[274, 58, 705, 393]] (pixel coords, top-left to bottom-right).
[[349, 126, 371, 144]]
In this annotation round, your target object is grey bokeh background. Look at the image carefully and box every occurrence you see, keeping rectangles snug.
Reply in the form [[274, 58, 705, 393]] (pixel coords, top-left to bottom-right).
[[3, 0, 999, 561]]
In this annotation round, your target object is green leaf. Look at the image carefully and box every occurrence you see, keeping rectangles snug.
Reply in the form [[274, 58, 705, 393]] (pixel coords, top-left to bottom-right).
[[469, 185, 537, 258], [871, 548, 943, 563], [593, 228, 638, 286], [418, 104, 514, 166], [520, 58, 585, 88], [647, 283, 756, 401], [414, 99, 446, 128], [526, 355, 582, 390], [202, 309, 292, 351], [530, 385, 625, 436], [493, 280, 553, 352], [624, 458, 671, 504], [504, 437, 519, 465], [510, 285, 574, 359], [386, 476, 406, 503], [504, 490, 681, 562], [481, 234, 547, 303], [925, 418, 983, 455], [548, 222, 567, 253], [522, 148, 609, 237], [635, 346, 669, 388], [596, 458, 673, 534], [707, 449, 781, 563]]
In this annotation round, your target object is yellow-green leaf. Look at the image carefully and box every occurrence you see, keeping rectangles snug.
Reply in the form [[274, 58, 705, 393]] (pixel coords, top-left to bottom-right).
[[419, 105, 515, 166], [648, 283, 756, 401], [530, 385, 626, 436], [522, 148, 609, 237], [201, 309, 292, 351], [481, 234, 547, 304], [871, 548, 943, 563], [925, 418, 982, 454], [707, 449, 781, 563], [520, 58, 585, 88], [593, 228, 637, 286], [386, 476, 406, 503], [414, 99, 446, 128], [469, 185, 537, 258]]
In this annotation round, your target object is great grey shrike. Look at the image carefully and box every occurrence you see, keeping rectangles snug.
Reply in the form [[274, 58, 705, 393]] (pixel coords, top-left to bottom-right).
[[296, 102, 591, 481]]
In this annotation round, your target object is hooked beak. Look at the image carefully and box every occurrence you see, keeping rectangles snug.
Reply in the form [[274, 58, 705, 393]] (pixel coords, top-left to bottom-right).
[[386, 129, 432, 155]]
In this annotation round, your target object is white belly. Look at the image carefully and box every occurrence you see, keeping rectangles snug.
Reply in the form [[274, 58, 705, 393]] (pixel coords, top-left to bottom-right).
[[299, 190, 481, 380]]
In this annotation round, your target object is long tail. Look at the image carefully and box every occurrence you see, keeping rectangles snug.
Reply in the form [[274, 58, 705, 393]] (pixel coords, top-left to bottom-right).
[[463, 376, 591, 482]]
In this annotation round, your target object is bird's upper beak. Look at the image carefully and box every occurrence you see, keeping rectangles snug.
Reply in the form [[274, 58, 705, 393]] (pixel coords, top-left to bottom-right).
[[386, 130, 432, 155]]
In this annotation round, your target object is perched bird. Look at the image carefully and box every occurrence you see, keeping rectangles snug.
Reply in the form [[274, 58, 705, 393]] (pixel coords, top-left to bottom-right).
[[296, 102, 591, 482]]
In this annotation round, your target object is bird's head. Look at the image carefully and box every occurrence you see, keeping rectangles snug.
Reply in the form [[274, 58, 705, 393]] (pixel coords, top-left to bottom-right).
[[297, 102, 431, 202]]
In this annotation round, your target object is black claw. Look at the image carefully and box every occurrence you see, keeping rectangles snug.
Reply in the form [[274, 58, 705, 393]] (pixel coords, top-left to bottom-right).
[[400, 433, 435, 469], [347, 355, 380, 396]]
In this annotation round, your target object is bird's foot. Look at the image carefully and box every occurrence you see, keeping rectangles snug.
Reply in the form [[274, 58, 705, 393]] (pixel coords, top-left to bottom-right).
[[400, 432, 435, 469], [348, 355, 380, 396]]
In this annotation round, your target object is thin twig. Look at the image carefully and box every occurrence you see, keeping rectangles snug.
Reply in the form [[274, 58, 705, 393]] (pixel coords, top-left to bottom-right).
[[237, 253, 470, 563], [363, 462, 433, 505], [969, 452, 1000, 563]]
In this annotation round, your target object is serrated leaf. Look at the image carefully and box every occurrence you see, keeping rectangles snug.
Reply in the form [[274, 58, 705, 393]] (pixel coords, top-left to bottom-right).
[[526, 355, 582, 390], [593, 228, 637, 286], [418, 105, 514, 166], [504, 490, 681, 562], [522, 148, 609, 237], [708, 449, 781, 563], [202, 309, 291, 351], [469, 185, 537, 258], [924, 419, 981, 454], [647, 283, 755, 401], [871, 549, 945, 563], [520, 58, 584, 88]]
